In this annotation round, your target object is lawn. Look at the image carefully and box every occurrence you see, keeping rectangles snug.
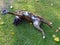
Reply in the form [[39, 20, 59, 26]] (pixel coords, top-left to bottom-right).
[[0, 0, 60, 45]]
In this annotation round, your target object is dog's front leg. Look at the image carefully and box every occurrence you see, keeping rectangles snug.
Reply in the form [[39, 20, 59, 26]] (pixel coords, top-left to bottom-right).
[[13, 16, 22, 26]]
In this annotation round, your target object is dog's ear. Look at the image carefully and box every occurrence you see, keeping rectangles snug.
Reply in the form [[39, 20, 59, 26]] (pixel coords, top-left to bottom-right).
[[2, 9, 9, 15]]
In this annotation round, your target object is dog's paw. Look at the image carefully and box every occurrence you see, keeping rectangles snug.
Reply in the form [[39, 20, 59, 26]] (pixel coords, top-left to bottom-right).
[[43, 36, 46, 39]]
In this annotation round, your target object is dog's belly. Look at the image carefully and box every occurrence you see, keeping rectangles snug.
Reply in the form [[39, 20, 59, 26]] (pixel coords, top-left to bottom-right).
[[22, 16, 32, 22]]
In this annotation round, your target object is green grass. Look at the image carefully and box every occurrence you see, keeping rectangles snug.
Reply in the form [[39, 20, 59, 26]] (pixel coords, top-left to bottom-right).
[[0, 0, 60, 45]]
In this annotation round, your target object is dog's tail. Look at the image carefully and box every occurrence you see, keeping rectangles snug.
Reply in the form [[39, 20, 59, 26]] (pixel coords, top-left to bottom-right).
[[2, 9, 18, 16]]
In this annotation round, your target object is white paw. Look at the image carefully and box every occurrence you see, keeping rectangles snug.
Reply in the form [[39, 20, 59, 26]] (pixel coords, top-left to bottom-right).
[[50, 22, 52, 25], [43, 36, 45, 39]]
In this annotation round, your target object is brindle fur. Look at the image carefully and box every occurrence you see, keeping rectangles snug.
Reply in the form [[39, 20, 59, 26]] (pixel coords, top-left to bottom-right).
[[6, 10, 52, 39]]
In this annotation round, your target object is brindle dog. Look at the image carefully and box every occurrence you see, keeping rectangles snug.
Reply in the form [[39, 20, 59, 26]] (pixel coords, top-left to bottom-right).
[[2, 10, 52, 39]]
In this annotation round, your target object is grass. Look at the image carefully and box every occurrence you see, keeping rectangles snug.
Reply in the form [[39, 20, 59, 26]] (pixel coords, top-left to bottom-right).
[[0, 0, 60, 45]]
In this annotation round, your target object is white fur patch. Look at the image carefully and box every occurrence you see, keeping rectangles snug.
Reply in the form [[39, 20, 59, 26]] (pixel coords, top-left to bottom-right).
[[23, 12, 29, 16], [31, 16, 36, 19], [16, 16, 19, 18], [33, 21, 39, 25], [31, 16, 40, 20]]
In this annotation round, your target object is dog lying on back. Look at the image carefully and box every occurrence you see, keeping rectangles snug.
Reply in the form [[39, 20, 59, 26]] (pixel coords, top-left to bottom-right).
[[2, 10, 52, 39]]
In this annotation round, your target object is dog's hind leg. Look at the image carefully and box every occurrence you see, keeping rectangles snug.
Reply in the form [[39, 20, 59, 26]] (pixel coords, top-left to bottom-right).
[[33, 21, 45, 39]]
